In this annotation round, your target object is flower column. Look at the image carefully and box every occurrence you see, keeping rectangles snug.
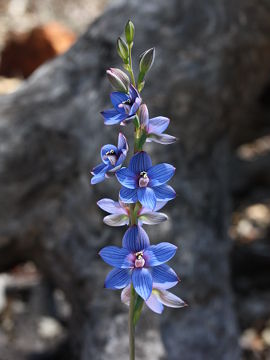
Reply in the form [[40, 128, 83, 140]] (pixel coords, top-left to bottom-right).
[[91, 21, 186, 360]]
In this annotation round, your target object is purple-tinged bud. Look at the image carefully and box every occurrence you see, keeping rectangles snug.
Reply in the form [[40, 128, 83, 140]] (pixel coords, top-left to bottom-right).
[[125, 20, 135, 45], [117, 37, 129, 64], [106, 68, 130, 92], [139, 48, 155, 75], [139, 104, 149, 128]]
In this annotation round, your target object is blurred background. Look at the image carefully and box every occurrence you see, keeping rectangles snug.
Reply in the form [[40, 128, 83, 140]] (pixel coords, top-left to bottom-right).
[[1, 0, 270, 359]]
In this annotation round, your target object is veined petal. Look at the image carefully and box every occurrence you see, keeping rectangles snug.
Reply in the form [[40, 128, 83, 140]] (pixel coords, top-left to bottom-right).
[[129, 97, 141, 115], [91, 165, 109, 185], [147, 116, 170, 134], [139, 211, 168, 225], [121, 285, 131, 305], [119, 187, 138, 203], [132, 268, 153, 300], [139, 104, 149, 128], [147, 133, 177, 145], [91, 162, 106, 176], [128, 151, 152, 174], [97, 198, 127, 215], [103, 214, 129, 227], [110, 92, 129, 110], [153, 281, 178, 290], [157, 289, 186, 308], [99, 246, 132, 268], [139, 200, 168, 214], [148, 164, 175, 187], [129, 84, 140, 102], [151, 264, 179, 285], [137, 187, 156, 211], [101, 109, 127, 125], [153, 185, 176, 201], [145, 293, 164, 314], [145, 243, 177, 266], [116, 168, 136, 189], [105, 268, 131, 289], [118, 132, 128, 151], [122, 225, 150, 252]]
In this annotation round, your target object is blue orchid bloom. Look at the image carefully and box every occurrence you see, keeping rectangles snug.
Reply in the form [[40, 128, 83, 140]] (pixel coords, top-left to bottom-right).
[[139, 104, 177, 144], [91, 133, 128, 184], [121, 282, 186, 314], [101, 85, 141, 125], [99, 225, 179, 300], [116, 151, 176, 210]]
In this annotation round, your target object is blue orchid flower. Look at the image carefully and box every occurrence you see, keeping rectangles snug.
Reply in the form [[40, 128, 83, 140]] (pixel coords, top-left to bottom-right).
[[139, 104, 177, 144], [101, 85, 141, 125], [91, 133, 128, 184], [97, 198, 168, 226], [121, 282, 186, 314], [116, 151, 176, 210], [99, 225, 179, 300]]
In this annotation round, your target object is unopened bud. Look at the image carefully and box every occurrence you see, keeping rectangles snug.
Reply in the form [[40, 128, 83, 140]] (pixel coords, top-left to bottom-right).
[[139, 48, 155, 74], [106, 68, 130, 92], [125, 20, 135, 45], [117, 37, 129, 63]]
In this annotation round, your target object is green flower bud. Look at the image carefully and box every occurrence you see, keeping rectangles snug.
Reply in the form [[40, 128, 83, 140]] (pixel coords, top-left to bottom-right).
[[139, 48, 155, 74], [125, 20, 135, 45], [106, 68, 130, 92], [117, 37, 129, 64]]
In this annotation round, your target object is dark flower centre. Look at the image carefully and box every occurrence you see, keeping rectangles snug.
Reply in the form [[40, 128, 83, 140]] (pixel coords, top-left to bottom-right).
[[135, 251, 145, 268], [139, 171, 149, 188]]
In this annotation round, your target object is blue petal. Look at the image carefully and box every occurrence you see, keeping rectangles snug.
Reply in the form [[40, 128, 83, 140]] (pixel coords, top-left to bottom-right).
[[110, 92, 129, 111], [132, 268, 153, 300], [144, 243, 177, 266], [122, 225, 150, 252], [91, 162, 106, 175], [105, 268, 131, 289], [128, 85, 140, 102], [129, 97, 141, 115], [91, 165, 109, 184], [119, 187, 138, 203], [152, 185, 176, 201], [99, 246, 132, 268], [148, 164, 175, 187], [151, 264, 179, 285], [128, 151, 152, 174], [116, 168, 136, 189], [147, 117, 170, 134], [101, 109, 127, 125], [117, 132, 128, 151], [115, 153, 126, 167], [137, 187, 156, 210]]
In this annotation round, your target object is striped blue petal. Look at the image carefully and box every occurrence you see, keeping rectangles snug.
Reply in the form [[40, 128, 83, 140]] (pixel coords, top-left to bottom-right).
[[137, 187, 156, 210], [128, 151, 152, 174], [105, 268, 131, 289], [147, 116, 170, 134], [116, 168, 137, 189], [99, 246, 132, 268], [132, 268, 153, 300], [148, 163, 175, 187], [151, 264, 179, 285], [119, 187, 138, 203], [122, 225, 150, 252], [152, 184, 176, 201], [101, 109, 127, 125], [144, 243, 177, 266], [110, 92, 129, 111]]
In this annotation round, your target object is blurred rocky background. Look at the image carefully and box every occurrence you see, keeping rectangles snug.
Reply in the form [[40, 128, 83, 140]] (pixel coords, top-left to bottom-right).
[[0, 0, 270, 359]]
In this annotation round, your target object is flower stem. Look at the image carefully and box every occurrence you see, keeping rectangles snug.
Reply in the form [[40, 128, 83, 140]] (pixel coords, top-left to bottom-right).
[[129, 284, 136, 360], [128, 44, 136, 87]]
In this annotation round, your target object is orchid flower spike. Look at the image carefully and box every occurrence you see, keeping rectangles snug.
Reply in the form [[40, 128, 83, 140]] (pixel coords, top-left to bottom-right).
[[91, 133, 128, 184], [101, 85, 141, 125]]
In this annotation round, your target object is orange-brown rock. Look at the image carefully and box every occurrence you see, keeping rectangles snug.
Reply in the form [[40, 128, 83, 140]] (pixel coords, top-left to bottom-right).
[[0, 22, 76, 78]]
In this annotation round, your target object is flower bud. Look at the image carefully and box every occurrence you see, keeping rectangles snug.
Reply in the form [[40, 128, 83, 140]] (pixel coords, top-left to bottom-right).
[[106, 68, 130, 92], [139, 48, 155, 74], [117, 37, 129, 64], [125, 20, 135, 45]]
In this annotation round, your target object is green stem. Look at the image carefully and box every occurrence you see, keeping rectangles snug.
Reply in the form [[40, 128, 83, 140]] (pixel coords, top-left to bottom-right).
[[128, 44, 136, 87], [129, 284, 136, 360]]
